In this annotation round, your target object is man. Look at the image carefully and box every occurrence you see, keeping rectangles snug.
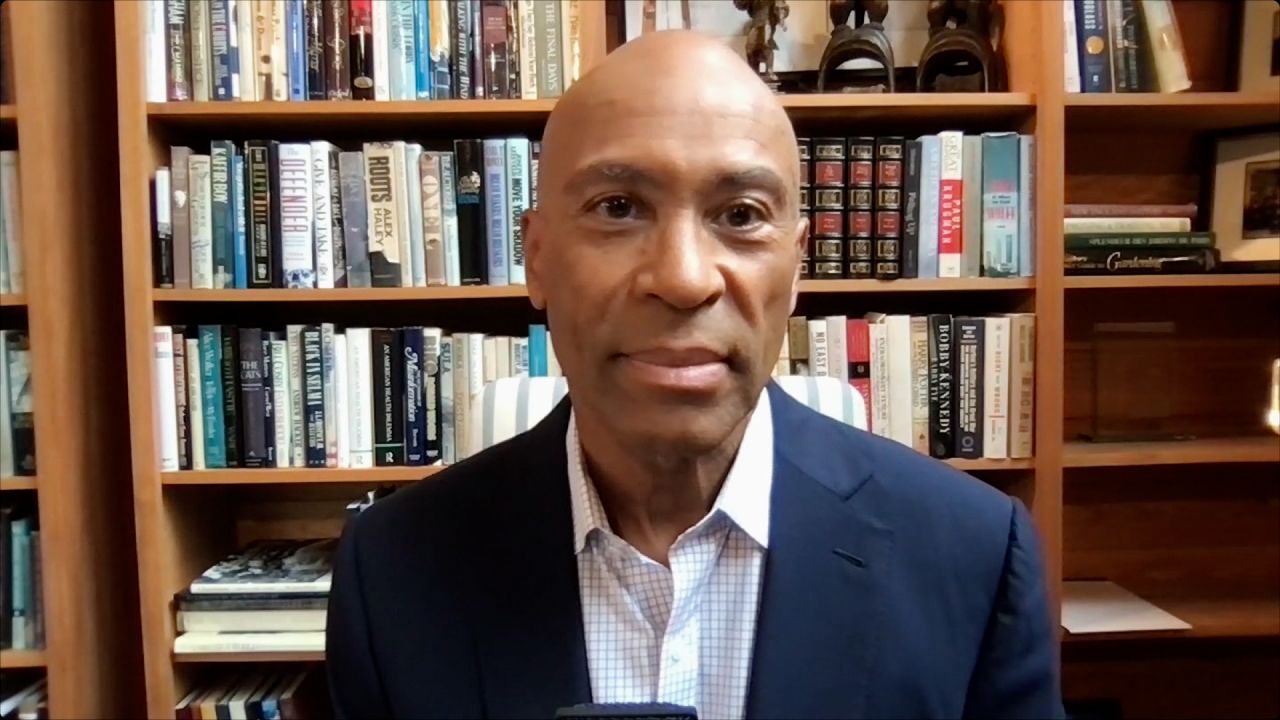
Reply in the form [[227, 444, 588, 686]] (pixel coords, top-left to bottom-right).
[[327, 31, 1063, 720]]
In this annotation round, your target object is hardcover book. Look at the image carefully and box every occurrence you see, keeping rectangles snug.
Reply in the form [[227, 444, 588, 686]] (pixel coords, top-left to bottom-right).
[[482, 139, 510, 285], [927, 314, 954, 459], [364, 142, 403, 287], [953, 317, 985, 459], [170, 146, 193, 288], [403, 327, 426, 465], [302, 326, 326, 468], [323, 0, 351, 99], [372, 328, 405, 465], [277, 143, 315, 288], [188, 540, 336, 595], [873, 136, 905, 280], [339, 151, 372, 287], [453, 139, 488, 285], [980, 132, 1020, 278]]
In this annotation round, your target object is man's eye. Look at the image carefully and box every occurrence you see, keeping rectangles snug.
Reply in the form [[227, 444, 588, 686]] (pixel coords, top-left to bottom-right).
[[721, 203, 763, 229], [591, 196, 636, 220]]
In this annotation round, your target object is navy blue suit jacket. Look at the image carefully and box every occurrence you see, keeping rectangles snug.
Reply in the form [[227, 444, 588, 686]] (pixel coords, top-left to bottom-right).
[[327, 382, 1064, 719]]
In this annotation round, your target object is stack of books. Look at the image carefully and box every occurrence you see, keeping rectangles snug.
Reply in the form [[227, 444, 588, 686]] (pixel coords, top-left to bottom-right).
[[143, 0, 581, 102], [1062, 203, 1217, 275], [1, 330, 35, 478], [0, 501, 43, 652], [0, 678, 47, 720], [0, 150, 20, 296], [773, 313, 1036, 461], [174, 668, 320, 720], [173, 539, 335, 655]]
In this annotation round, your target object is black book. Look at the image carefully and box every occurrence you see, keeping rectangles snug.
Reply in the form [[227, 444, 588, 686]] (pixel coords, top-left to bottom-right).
[[471, 0, 485, 99], [504, 0, 520, 98], [846, 136, 875, 279], [349, 0, 374, 100], [480, 0, 508, 99], [302, 326, 327, 468], [452, 0, 473, 99], [373, 329, 405, 466], [153, 172, 175, 287], [305, 0, 326, 99], [927, 314, 954, 459], [452, 139, 488, 285], [173, 329, 191, 470], [238, 328, 268, 468], [268, 141, 286, 287], [423, 330, 442, 465], [219, 325, 241, 467], [1064, 247, 1221, 275], [953, 317, 984, 460], [244, 140, 274, 288], [901, 139, 922, 279], [873, 136, 904, 280], [165, 0, 192, 101], [403, 328, 426, 466], [4, 332, 34, 476], [323, 0, 351, 99], [262, 332, 277, 467], [210, 141, 234, 288], [326, 149, 347, 287]]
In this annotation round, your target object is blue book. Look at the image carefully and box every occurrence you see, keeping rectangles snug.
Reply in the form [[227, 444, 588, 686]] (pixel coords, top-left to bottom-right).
[[199, 326, 227, 468], [1075, 0, 1112, 93], [528, 324, 547, 377], [389, 0, 417, 100], [232, 152, 248, 289], [286, 0, 307, 100], [917, 135, 941, 279], [1018, 135, 1035, 278], [9, 517, 30, 649], [403, 328, 426, 465], [209, 0, 233, 100], [414, 0, 433, 99], [482, 139, 509, 285], [980, 132, 1019, 278], [429, 0, 452, 98]]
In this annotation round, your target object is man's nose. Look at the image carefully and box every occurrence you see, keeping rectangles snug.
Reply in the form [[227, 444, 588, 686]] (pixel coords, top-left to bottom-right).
[[634, 210, 725, 310]]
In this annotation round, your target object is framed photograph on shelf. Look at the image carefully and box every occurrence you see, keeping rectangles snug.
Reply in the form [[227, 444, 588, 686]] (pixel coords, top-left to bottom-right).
[[1237, 0, 1280, 94], [1211, 133, 1280, 272]]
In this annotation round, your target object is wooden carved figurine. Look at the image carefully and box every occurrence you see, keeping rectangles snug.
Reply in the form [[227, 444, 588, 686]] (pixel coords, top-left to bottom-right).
[[916, 0, 1006, 92], [735, 0, 790, 86], [817, 0, 895, 92]]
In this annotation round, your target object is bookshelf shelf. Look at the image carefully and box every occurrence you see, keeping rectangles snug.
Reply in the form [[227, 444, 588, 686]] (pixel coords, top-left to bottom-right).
[[948, 457, 1036, 472], [146, 99, 558, 132], [1063, 436, 1280, 468], [0, 649, 47, 668], [0, 476, 37, 491], [0, 292, 26, 307], [0, 104, 14, 125], [799, 278, 1035, 293], [1064, 274, 1280, 290], [1062, 591, 1280, 642], [779, 92, 1036, 123], [1065, 92, 1280, 131], [161, 466, 441, 486], [173, 651, 325, 664]]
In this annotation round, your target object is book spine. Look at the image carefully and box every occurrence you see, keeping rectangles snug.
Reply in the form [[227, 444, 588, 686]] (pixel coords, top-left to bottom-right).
[[237, 0, 256, 100], [527, 325, 546, 376], [346, 328, 375, 468], [420, 152, 447, 286], [278, 144, 315, 287], [504, 0, 520, 98], [560, 0, 580, 88], [518, 0, 538, 98], [1064, 203, 1197, 218], [874, 136, 904, 280], [327, 149, 347, 288], [349, 0, 375, 99], [262, 333, 276, 466], [1107, 0, 1131, 91], [1064, 247, 1220, 274], [270, 0, 289, 100], [270, 336, 290, 467], [845, 319, 871, 430], [287, 325, 305, 466], [238, 328, 268, 467], [414, 0, 432, 98], [917, 135, 940, 279], [439, 153, 461, 286], [373, 328, 405, 465], [1076, 0, 1112, 92], [825, 316, 848, 382], [961, 136, 982, 278], [512, 337, 529, 376], [1007, 314, 1035, 459], [0, 338, 8, 476], [534, 0, 562, 97], [452, 333, 472, 456], [423, 328, 443, 463], [2, 333, 32, 475], [927, 314, 954, 458], [391, 143, 414, 287], [210, 142, 232, 288], [1139, 0, 1190, 92], [302, 326, 326, 467], [391, 0, 417, 100], [371, 0, 390, 99], [305, 0, 326, 98], [186, 338, 206, 469], [806, 320, 829, 377], [482, 336, 497, 384], [154, 326, 180, 472], [189, 154, 215, 289], [1064, 217, 1192, 233], [403, 327, 426, 465], [404, 144, 427, 287], [219, 327, 241, 466], [980, 132, 1019, 278], [811, 137, 847, 280], [154, 168, 175, 287], [937, 131, 963, 278], [339, 151, 372, 287], [251, 0, 278, 100], [482, 139, 510, 285], [146, 0, 167, 102], [787, 315, 809, 375], [323, 0, 351, 98], [232, 152, 248, 288], [1063, 0, 1082, 93], [909, 316, 929, 453], [287, 0, 307, 99], [334, 332, 349, 467], [467, 334, 486, 441], [170, 146, 192, 289], [10, 518, 28, 648], [982, 316, 1010, 459], [886, 315, 913, 446], [901, 140, 921, 279], [268, 141, 286, 286], [198, 326, 227, 468], [311, 141, 336, 289], [453, 139, 487, 285], [472, 0, 485, 99], [867, 322, 889, 437], [210, 0, 233, 100], [506, 138, 530, 284], [321, 323, 338, 467], [429, 0, 452, 97], [190, 0, 211, 101], [173, 331, 191, 469], [1018, 135, 1035, 278], [1063, 231, 1212, 249], [480, 0, 508, 98], [452, 0, 472, 98], [165, 0, 192, 100], [954, 317, 984, 460], [363, 143, 401, 286], [439, 336, 455, 464]]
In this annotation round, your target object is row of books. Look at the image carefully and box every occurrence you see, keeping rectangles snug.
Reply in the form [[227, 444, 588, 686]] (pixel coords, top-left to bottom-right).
[[152, 138, 538, 289], [797, 133, 1035, 281], [1, 331, 35, 478], [152, 323, 564, 472], [0, 679, 47, 720], [1062, 204, 1217, 275], [144, 0, 580, 103], [0, 502, 43, 651], [0, 151, 21, 295], [773, 313, 1035, 460], [174, 668, 320, 719], [1063, 0, 1191, 93]]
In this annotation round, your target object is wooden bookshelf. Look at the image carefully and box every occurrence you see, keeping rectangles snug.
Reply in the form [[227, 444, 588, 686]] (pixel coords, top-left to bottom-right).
[[1064, 436, 1280, 468], [0, 649, 47, 669], [1065, 274, 1280, 290], [172, 651, 325, 664], [1065, 92, 1280, 131]]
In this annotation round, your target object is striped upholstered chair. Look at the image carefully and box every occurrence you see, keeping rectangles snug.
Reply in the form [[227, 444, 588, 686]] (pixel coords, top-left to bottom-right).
[[466, 375, 868, 458]]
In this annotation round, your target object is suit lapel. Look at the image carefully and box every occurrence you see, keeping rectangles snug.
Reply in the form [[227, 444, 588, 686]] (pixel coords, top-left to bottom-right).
[[745, 384, 896, 720], [472, 399, 592, 719]]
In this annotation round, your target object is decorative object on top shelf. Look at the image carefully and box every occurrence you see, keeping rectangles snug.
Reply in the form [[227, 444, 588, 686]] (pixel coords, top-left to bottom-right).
[[916, 0, 1005, 93], [734, 0, 790, 89], [816, 0, 894, 93], [1237, 0, 1280, 95], [1211, 132, 1280, 273]]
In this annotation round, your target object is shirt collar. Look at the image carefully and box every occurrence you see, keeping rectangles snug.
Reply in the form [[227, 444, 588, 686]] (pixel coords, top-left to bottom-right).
[[566, 388, 774, 554]]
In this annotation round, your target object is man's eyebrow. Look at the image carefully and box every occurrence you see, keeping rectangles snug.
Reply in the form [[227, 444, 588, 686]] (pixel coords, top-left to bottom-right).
[[562, 162, 663, 196], [709, 166, 790, 203]]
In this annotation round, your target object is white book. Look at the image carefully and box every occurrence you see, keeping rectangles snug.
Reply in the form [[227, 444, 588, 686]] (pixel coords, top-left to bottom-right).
[[886, 315, 914, 447], [982, 316, 1011, 459], [153, 327, 180, 472], [372, 0, 391, 100], [1063, 0, 1081, 93], [321, 323, 338, 467], [1140, 0, 1191, 93], [0, 337, 10, 475], [452, 334, 471, 460], [186, 338, 206, 470], [0, 152, 19, 294], [188, 155, 215, 289], [483, 336, 498, 385], [423, 327, 443, 464], [1018, 135, 1035, 278], [311, 141, 337, 289], [278, 144, 315, 288], [1063, 217, 1192, 233], [824, 316, 847, 382], [236, 0, 257, 101], [807, 320, 829, 377], [404, 143, 427, 287], [496, 336, 512, 379], [334, 333, 350, 468], [286, 325, 305, 466], [177, 608, 326, 633], [270, 338, 290, 468], [440, 336, 455, 464], [346, 328, 374, 468], [506, 138, 531, 284], [512, 337, 529, 377], [546, 332, 562, 378], [909, 316, 930, 454], [519, 0, 539, 98], [867, 322, 890, 438], [439, 154, 461, 286], [468, 333, 486, 400], [154, 169, 172, 278], [391, 142, 413, 287], [937, 131, 964, 278], [174, 631, 325, 655], [190, 0, 211, 101], [561, 0, 580, 89], [1006, 313, 1035, 459], [774, 327, 790, 377], [144, 0, 167, 102]]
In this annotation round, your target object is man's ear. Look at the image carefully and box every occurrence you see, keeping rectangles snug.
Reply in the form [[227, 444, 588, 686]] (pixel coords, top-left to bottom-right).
[[788, 213, 808, 315], [523, 209, 547, 310]]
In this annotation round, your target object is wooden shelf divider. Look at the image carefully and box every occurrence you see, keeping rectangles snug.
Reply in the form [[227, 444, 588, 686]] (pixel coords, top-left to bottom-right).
[[1064, 436, 1280, 468]]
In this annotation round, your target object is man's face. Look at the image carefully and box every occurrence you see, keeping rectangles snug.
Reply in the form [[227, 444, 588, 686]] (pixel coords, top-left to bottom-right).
[[525, 84, 806, 455]]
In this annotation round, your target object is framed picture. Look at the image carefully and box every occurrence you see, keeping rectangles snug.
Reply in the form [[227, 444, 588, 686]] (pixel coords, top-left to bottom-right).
[[1238, 0, 1280, 93], [1211, 133, 1280, 271]]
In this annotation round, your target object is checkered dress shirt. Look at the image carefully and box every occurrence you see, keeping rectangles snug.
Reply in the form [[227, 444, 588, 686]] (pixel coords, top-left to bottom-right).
[[566, 390, 773, 720]]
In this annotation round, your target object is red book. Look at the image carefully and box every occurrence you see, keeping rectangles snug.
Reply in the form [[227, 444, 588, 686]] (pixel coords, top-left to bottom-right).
[[846, 319, 872, 432], [937, 131, 964, 278]]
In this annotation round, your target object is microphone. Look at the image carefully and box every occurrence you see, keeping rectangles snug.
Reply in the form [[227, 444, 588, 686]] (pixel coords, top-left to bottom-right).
[[554, 703, 698, 720]]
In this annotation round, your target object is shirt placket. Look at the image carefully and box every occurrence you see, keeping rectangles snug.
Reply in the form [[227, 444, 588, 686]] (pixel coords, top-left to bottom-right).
[[657, 518, 728, 712]]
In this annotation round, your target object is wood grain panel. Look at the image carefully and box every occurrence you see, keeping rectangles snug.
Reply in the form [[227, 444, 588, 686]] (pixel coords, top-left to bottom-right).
[[1169, 0, 1240, 92]]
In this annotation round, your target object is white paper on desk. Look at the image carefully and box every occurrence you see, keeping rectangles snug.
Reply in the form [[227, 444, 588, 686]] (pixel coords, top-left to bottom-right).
[[1061, 580, 1192, 634]]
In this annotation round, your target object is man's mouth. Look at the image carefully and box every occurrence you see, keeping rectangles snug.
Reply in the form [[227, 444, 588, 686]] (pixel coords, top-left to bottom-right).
[[617, 347, 731, 392]]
